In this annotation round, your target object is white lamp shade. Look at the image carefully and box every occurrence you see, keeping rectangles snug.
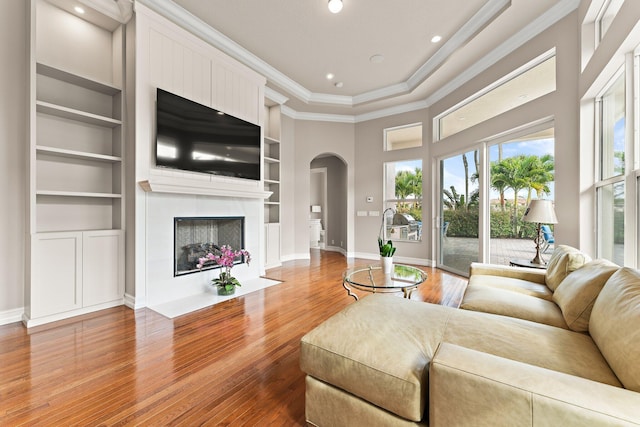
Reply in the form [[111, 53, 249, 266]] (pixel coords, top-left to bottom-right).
[[523, 199, 558, 224]]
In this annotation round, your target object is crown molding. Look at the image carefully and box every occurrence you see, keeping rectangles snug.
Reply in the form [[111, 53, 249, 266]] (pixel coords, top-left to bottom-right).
[[81, 0, 133, 23], [264, 87, 289, 105], [280, 105, 356, 123]]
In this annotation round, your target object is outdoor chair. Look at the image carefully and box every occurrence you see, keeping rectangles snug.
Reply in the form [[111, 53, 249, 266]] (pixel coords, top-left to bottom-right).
[[541, 224, 554, 253]]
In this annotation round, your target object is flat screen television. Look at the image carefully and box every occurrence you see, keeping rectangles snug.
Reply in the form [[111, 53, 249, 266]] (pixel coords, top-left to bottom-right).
[[155, 88, 261, 180]]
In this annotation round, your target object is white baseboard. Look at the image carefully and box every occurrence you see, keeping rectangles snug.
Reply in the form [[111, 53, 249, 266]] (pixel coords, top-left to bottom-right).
[[0, 307, 24, 326], [124, 292, 147, 309], [324, 246, 347, 256]]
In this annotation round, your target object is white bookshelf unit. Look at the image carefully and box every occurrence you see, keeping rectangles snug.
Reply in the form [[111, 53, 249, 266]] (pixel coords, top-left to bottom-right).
[[263, 105, 281, 269], [25, 0, 127, 326]]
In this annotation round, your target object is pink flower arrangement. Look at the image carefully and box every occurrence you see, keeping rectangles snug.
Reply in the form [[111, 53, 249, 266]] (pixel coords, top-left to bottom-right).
[[197, 245, 251, 295], [197, 245, 251, 269]]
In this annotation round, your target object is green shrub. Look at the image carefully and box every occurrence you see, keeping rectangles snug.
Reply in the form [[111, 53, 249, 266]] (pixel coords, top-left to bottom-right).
[[443, 206, 538, 239]]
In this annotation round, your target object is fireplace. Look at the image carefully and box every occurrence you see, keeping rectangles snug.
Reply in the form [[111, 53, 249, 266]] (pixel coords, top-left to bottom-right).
[[174, 216, 245, 276]]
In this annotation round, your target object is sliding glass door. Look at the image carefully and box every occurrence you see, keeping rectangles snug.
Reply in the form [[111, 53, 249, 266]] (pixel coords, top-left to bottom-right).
[[439, 150, 479, 275]]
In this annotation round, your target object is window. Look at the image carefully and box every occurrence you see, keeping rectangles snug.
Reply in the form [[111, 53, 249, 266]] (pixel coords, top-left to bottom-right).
[[384, 123, 422, 151], [597, 0, 624, 42], [599, 72, 626, 179], [436, 53, 556, 140], [596, 70, 626, 265], [383, 159, 422, 241]]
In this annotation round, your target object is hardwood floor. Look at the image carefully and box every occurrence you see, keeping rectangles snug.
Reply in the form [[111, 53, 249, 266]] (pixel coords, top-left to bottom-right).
[[0, 251, 467, 426]]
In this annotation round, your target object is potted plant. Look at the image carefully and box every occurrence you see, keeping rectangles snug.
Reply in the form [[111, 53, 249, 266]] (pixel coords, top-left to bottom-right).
[[197, 245, 251, 296], [378, 237, 396, 274]]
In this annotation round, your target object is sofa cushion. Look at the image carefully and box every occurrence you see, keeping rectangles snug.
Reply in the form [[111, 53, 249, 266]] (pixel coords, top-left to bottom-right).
[[590, 268, 640, 392], [545, 245, 592, 291], [461, 284, 568, 328], [443, 309, 622, 388], [300, 295, 453, 422], [467, 274, 553, 301], [552, 259, 619, 332]]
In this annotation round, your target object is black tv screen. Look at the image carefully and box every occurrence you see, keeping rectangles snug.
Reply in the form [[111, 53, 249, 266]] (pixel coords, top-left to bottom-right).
[[155, 88, 261, 180]]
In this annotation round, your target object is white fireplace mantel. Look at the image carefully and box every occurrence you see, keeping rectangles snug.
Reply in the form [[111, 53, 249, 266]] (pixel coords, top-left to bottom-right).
[[139, 177, 272, 199]]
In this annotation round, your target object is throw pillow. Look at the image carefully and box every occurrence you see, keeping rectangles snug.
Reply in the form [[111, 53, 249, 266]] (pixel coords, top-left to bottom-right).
[[590, 268, 640, 392], [545, 245, 591, 291], [552, 259, 619, 332]]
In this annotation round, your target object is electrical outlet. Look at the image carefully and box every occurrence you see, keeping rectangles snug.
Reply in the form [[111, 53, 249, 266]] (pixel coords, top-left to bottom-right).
[[331, 239, 335, 245]]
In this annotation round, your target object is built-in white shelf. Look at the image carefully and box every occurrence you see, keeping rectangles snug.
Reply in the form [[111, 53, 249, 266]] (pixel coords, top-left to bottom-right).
[[36, 101, 122, 128], [36, 190, 122, 198], [36, 145, 122, 163], [264, 136, 280, 144], [36, 62, 121, 95], [264, 156, 280, 164], [264, 201, 280, 206], [264, 179, 280, 185]]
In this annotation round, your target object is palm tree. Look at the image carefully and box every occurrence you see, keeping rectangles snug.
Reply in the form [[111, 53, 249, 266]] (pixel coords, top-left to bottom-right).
[[521, 154, 554, 204], [491, 156, 528, 234], [443, 186, 463, 210], [395, 168, 422, 211], [490, 162, 508, 211]]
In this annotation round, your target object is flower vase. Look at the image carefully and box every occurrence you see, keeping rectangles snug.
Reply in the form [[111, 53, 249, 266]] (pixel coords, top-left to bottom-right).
[[381, 256, 393, 275], [217, 284, 236, 296]]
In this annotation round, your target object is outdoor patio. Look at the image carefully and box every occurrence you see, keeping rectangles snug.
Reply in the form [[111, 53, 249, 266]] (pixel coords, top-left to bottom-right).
[[441, 237, 553, 274]]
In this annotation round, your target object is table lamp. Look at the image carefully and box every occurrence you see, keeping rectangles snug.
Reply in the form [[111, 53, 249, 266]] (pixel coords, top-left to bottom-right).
[[522, 199, 558, 265]]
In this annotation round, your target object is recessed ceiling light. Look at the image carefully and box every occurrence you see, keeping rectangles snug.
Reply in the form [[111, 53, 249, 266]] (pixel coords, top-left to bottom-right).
[[518, 94, 528, 99], [328, 0, 343, 13], [431, 35, 442, 43], [74, 6, 85, 14], [369, 54, 384, 64], [326, 73, 335, 80], [334, 82, 344, 88]]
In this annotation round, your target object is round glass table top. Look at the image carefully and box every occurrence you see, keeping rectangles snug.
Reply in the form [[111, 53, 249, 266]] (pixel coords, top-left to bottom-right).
[[343, 264, 427, 294]]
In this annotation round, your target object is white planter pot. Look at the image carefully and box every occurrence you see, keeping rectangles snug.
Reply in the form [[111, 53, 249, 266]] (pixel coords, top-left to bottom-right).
[[381, 256, 393, 274]]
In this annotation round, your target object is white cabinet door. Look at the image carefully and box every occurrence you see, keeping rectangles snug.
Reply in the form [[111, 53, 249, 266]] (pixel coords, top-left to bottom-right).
[[83, 230, 124, 307], [31, 232, 83, 318]]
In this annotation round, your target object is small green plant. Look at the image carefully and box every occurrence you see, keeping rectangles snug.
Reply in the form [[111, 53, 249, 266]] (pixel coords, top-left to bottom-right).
[[378, 237, 396, 257]]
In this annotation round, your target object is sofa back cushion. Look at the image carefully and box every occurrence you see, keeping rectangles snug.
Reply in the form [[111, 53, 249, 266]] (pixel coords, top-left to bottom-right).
[[590, 267, 640, 392], [545, 245, 592, 291], [552, 259, 619, 332]]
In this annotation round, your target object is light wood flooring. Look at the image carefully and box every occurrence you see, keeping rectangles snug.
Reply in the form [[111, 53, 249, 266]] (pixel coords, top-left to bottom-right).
[[0, 251, 467, 426]]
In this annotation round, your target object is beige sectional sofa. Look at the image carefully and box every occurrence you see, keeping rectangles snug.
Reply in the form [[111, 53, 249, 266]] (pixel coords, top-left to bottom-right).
[[300, 245, 640, 426]]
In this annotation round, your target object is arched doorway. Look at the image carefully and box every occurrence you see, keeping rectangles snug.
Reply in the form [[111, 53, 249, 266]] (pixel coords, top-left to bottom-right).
[[310, 154, 348, 256]]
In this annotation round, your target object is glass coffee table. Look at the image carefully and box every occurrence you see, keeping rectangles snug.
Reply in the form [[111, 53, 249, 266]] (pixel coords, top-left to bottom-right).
[[342, 264, 428, 301]]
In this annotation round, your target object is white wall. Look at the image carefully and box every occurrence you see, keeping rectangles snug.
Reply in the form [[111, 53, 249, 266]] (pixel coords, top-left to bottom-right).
[[132, 3, 266, 307], [0, 1, 27, 321], [354, 109, 431, 262]]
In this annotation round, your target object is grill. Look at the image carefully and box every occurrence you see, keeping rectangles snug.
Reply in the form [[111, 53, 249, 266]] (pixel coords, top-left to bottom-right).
[[390, 213, 420, 240]]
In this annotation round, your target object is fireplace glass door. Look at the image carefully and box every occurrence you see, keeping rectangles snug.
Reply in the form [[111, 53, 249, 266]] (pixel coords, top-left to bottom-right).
[[174, 217, 245, 276]]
